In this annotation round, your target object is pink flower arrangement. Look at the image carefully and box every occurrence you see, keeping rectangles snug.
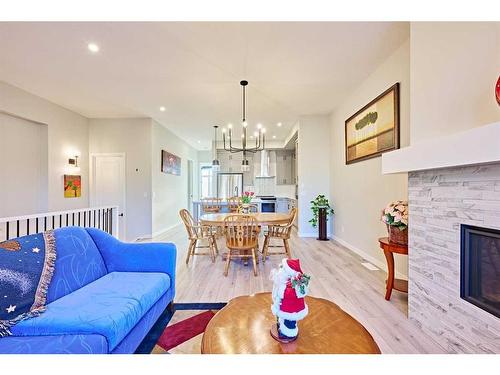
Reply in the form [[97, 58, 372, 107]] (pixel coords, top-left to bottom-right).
[[381, 200, 408, 230], [241, 191, 254, 204]]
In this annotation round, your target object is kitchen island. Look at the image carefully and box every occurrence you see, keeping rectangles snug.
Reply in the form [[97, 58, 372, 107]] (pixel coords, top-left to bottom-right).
[[192, 197, 297, 221], [192, 199, 264, 221]]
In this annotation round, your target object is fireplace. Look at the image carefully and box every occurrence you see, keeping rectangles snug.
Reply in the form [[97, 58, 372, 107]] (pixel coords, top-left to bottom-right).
[[460, 224, 500, 318]]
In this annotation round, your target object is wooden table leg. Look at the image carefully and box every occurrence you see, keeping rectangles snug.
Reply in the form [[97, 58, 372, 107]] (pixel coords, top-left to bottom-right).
[[383, 249, 395, 301]]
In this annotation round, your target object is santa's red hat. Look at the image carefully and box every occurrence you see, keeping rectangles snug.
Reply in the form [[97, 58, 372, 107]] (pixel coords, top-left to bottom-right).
[[281, 258, 303, 276]]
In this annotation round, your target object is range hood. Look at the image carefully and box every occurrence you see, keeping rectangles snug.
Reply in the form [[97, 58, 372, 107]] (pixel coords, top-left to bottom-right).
[[255, 149, 275, 178]]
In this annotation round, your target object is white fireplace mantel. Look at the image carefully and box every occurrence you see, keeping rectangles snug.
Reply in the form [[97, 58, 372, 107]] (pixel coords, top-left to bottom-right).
[[382, 121, 500, 174]]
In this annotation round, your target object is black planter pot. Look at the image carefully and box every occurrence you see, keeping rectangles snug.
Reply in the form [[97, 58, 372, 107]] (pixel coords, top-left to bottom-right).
[[317, 207, 329, 241]]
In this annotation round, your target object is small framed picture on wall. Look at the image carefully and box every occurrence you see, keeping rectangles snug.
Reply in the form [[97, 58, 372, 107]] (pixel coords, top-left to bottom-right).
[[161, 150, 181, 176], [64, 175, 81, 198]]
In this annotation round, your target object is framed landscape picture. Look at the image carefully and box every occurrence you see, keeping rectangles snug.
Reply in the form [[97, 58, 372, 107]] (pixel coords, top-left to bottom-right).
[[64, 175, 81, 198], [161, 150, 181, 176], [345, 83, 400, 164]]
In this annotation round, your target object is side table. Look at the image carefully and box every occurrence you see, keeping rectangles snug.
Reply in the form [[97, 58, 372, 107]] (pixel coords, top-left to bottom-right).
[[378, 237, 408, 300]]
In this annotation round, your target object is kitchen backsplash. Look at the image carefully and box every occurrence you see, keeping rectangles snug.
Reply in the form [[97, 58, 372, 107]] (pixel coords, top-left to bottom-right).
[[245, 179, 295, 197], [275, 184, 296, 198]]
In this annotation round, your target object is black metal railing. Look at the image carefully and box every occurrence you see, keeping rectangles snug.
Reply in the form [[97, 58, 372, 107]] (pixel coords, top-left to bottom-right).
[[0, 206, 118, 241]]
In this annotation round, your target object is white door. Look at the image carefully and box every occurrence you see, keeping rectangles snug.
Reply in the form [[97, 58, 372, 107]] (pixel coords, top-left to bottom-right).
[[91, 154, 126, 240]]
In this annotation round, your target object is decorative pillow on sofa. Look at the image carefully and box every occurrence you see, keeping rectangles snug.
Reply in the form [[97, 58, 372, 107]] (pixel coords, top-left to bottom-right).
[[0, 230, 56, 336]]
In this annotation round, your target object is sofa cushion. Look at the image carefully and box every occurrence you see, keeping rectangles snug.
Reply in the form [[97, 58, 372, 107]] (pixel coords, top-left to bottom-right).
[[47, 227, 108, 303], [11, 271, 170, 351]]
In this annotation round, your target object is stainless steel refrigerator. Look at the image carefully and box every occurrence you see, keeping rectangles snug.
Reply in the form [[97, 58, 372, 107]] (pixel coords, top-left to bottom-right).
[[217, 173, 243, 199]]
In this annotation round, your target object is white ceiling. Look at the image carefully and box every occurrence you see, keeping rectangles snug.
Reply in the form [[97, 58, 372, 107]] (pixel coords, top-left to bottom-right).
[[0, 22, 409, 150]]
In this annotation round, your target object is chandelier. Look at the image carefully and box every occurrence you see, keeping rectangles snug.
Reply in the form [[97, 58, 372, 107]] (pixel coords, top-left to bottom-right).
[[212, 80, 266, 172]]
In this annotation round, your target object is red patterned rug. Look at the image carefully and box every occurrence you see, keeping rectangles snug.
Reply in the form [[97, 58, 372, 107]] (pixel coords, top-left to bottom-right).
[[136, 303, 226, 354]]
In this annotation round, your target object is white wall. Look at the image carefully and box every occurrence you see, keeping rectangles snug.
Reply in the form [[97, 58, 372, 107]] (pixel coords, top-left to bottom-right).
[[0, 113, 48, 216], [151, 120, 199, 236], [89, 118, 152, 241], [329, 39, 410, 277], [411, 22, 500, 143], [297, 115, 331, 237], [0, 81, 89, 213]]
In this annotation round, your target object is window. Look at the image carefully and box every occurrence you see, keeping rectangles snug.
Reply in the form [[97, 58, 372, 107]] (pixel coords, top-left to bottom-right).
[[200, 165, 213, 198]]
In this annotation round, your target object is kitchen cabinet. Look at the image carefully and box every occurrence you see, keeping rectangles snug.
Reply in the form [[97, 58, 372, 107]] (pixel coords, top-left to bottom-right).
[[276, 198, 289, 213], [276, 150, 295, 185], [217, 150, 253, 185]]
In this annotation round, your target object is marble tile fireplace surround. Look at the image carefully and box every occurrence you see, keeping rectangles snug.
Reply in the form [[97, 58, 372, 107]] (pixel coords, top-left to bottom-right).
[[382, 122, 500, 353], [408, 164, 500, 353]]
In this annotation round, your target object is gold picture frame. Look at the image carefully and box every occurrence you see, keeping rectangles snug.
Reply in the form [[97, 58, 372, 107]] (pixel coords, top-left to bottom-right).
[[345, 83, 400, 164]]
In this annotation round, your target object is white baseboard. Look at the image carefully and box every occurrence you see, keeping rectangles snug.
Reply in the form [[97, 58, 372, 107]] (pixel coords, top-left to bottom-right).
[[331, 235, 407, 280], [151, 222, 183, 238], [298, 231, 331, 238], [134, 222, 183, 242], [134, 234, 153, 242]]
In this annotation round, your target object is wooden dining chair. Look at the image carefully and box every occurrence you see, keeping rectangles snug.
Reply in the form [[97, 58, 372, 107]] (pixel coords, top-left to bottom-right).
[[223, 215, 259, 277], [179, 209, 219, 264], [201, 197, 223, 213], [262, 207, 297, 263], [227, 196, 241, 213]]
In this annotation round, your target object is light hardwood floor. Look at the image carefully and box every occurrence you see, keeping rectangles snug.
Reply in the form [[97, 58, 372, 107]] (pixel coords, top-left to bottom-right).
[[151, 225, 447, 354]]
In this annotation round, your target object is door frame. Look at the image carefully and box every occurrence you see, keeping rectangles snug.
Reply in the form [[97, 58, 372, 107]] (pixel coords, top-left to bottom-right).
[[187, 159, 194, 210], [89, 152, 127, 239]]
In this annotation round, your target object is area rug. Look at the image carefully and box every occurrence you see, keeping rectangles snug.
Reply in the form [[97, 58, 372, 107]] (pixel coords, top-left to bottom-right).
[[135, 303, 226, 354]]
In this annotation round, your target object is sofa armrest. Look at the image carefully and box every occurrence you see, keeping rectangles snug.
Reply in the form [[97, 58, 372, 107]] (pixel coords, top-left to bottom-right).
[[86, 228, 177, 281]]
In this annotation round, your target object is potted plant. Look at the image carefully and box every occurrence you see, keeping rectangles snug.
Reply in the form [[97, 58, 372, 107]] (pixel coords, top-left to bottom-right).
[[309, 194, 334, 240], [381, 200, 408, 245], [241, 191, 254, 213]]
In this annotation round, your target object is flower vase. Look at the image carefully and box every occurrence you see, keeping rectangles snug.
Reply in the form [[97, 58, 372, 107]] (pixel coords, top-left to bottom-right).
[[387, 225, 408, 246], [241, 203, 250, 213]]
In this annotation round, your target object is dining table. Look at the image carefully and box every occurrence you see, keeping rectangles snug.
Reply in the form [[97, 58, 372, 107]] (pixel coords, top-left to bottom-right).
[[199, 212, 292, 264], [199, 212, 291, 227]]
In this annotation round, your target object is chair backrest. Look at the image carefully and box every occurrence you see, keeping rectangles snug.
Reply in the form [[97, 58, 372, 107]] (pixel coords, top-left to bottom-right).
[[227, 196, 241, 212], [179, 209, 197, 239], [201, 197, 222, 212], [288, 207, 298, 224], [224, 215, 259, 249], [285, 207, 298, 235]]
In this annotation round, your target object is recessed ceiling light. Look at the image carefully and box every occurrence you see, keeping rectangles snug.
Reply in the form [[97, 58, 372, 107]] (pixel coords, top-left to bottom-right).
[[277, 122, 282, 127], [197, 140, 201, 144], [272, 135, 276, 139], [159, 106, 166, 112], [87, 43, 99, 53]]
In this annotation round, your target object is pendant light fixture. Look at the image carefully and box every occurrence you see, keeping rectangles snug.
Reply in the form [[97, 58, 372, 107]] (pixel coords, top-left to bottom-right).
[[219, 80, 266, 171], [212, 125, 220, 171]]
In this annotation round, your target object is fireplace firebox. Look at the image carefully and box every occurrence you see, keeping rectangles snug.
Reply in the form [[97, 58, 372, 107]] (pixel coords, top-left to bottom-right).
[[460, 224, 500, 318]]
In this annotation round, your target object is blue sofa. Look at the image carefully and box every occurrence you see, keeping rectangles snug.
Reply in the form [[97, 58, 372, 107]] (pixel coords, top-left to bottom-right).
[[0, 227, 176, 354]]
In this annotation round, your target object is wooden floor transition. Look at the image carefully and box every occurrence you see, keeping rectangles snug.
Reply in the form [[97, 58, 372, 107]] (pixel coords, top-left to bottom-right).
[[150, 225, 447, 354]]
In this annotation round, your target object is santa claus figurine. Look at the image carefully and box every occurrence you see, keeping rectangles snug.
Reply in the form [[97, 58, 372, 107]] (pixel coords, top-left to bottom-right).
[[270, 258, 311, 342]]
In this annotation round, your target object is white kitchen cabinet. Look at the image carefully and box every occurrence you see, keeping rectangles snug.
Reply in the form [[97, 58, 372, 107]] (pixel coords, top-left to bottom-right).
[[276, 150, 295, 185], [276, 198, 289, 213], [217, 150, 253, 185]]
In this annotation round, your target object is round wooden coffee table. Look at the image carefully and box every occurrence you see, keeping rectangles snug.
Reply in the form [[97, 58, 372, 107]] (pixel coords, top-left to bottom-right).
[[201, 293, 381, 354]]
